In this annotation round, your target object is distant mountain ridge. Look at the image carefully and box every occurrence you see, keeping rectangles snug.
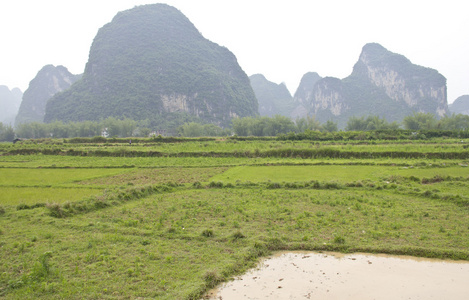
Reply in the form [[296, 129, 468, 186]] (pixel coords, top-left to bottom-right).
[[291, 72, 322, 119], [249, 74, 294, 117], [18, 6, 448, 129], [449, 95, 469, 115], [292, 43, 448, 128], [253, 41, 449, 128], [44, 4, 257, 128], [15, 65, 80, 125], [0, 86, 22, 125]]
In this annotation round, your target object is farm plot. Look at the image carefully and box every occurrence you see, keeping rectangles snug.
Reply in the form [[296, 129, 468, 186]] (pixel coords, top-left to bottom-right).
[[210, 165, 469, 184], [0, 168, 132, 207], [78, 167, 228, 186], [0, 187, 468, 299], [0, 137, 468, 299]]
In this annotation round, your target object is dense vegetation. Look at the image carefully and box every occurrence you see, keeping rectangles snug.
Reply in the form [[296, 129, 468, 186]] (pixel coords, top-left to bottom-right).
[[2, 112, 469, 141], [0, 123, 15, 142], [44, 4, 257, 127]]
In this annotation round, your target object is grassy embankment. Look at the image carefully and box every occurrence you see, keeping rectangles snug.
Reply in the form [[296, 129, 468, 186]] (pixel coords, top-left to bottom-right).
[[0, 137, 468, 299]]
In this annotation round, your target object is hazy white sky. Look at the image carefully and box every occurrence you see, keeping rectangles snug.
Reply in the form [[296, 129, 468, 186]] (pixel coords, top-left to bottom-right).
[[0, 0, 467, 103]]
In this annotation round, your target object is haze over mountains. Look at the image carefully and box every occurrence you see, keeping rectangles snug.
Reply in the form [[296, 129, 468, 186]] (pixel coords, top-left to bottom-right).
[[261, 43, 449, 128], [15, 65, 81, 126], [449, 95, 469, 116], [2, 4, 467, 131], [0, 86, 22, 125], [249, 74, 294, 118], [44, 4, 257, 128]]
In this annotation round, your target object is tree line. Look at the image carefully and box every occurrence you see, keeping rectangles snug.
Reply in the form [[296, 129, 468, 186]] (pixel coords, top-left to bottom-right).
[[1, 112, 469, 141], [230, 113, 469, 136]]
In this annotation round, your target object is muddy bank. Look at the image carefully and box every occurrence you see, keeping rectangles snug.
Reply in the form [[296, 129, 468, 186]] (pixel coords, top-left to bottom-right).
[[205, 252, 469, 299]]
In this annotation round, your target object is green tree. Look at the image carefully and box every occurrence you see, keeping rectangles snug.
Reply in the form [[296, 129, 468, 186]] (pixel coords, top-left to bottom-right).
[[403, 112, 437, 130], [264, 115, 295, 136], [295, 117, 308, 133], [232, 117, 251, 136], [203, 124, 225, 136], [48, 121, 69, 138], [439, 114, 469, 130], [346, 116, 368, 131], [180, 122, 204, 137], [250, 117, 267, 136], [322, 120, 338, 132], [120, 118, 138, 137], [137, 127, 152, 137], [346, 115, 400, 131], [295, 116, 323, 132], [0, 123, 16, 141]]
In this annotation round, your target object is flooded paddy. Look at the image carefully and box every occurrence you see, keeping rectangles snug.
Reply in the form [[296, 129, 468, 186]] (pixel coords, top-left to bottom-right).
[[205, 252, 469, 299]]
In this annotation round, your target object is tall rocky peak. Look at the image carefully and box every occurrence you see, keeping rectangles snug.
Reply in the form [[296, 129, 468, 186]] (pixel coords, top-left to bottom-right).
[[15, 65, 80, 125], [44, 4, 257, 127], [307, 43, 448, 128], [249, 74, 293, 117], [293, 72, 322, 104], [291, 72, 322, 119], [449, 95, 469, 115], [0, 86, 23, 125]]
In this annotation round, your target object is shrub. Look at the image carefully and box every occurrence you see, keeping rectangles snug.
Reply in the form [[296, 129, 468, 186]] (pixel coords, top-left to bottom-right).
[[203, 270, 223, 288], [265, 237, 285, 250], [208, 181, 223, 188], [16, 203, 30, 210], [333, 235, 346, 244], [231, 231, 245, 240], [267, 182, 282, 189], [421, 175, 445, 184], [46, 203, 66, 218], [201, 229, 214, 237], [192, 181, 202, 188], [252, 241, 269, 257], [324, 181, 341, 189]]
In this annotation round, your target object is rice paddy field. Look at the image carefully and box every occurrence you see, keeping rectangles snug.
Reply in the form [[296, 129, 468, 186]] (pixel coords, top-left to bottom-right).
[[0, 136, 468, 299]]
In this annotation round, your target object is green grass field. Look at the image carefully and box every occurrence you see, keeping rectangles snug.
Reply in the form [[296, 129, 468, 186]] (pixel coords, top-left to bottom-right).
[[0, 138, 468, 299], [211, 165, 469, 183]]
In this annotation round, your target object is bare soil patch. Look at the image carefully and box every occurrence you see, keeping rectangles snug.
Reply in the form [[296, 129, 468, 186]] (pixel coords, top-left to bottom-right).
[[206, 251, 469, 299]]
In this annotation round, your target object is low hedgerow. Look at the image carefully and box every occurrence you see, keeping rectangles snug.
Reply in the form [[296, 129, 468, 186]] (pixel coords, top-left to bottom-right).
[[46, 184, 174, 218], [208, 181, 224, 188], [421, 175, 445, 184]]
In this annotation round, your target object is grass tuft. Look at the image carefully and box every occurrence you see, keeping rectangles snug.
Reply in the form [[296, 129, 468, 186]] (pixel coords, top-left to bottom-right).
[[201, 229, 214, 238]]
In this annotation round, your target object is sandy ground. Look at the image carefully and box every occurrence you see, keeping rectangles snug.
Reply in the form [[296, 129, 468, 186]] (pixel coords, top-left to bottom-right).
[[204, 251, 469, 299]]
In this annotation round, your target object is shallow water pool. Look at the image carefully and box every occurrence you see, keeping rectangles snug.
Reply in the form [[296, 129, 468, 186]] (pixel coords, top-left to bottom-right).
[[205, 251, 469, 299]]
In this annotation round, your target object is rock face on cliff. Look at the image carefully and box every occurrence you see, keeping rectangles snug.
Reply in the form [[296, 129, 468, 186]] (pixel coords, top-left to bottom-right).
[[44, 4, 257, 127], [0, 86, 22, 125], [15, 65, 80, 125], [249, 74, 294, 117], [305, 43, 448, 128], [449, 95, 469, 115], [291, 72, 322, 119]]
